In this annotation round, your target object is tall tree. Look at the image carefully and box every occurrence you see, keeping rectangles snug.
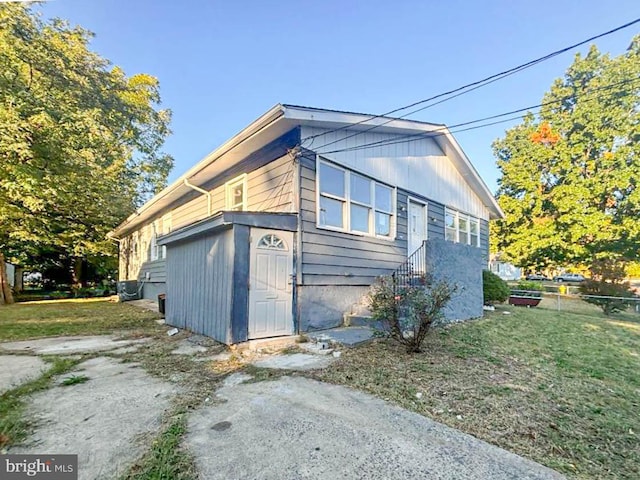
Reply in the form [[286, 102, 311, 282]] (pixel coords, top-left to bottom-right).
[[0, 3, 173, 302], [493, 37, 640, 272]]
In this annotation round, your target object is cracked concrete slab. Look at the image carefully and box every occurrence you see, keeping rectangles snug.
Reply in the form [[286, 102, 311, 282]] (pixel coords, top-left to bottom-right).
[[10, 356, 176, 480], [251, 353, 335, 371], [188, 376, 564, 480], [0, 355, 48, 394], [0, 335, 150, 355]]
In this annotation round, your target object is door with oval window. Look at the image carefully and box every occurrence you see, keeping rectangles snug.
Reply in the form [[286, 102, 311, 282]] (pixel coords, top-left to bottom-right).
[[248, 228, 294, 339]]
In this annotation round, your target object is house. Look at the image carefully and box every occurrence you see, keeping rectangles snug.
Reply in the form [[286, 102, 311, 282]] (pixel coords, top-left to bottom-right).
[[109, 105, 504, 344], [4, 262, 23, 292], [489, 254, 522, 281]]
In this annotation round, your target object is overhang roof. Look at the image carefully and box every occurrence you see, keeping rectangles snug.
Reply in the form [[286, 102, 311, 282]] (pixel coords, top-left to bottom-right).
[[109, 104, 503, 238]]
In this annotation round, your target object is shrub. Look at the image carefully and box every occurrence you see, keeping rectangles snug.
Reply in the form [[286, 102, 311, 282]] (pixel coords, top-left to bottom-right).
[[580, 259, 636, 315], [516, 280, 543, 292], [368, 274, 456, 353], [482, 270, 509, 305]]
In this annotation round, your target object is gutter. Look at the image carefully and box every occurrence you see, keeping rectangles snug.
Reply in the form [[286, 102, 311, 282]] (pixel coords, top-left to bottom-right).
[[183, 178, 212, 216]]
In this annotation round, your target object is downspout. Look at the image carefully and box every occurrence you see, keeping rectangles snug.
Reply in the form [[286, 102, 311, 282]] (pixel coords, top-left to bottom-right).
[[183, 178, 212, 216]]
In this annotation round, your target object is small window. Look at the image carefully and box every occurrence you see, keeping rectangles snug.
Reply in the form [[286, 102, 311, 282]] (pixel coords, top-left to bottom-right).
[[445, 209, 457, 242], [319, 163, 346, 198], [319, 196, 344, 228], [458, 214, 469, 244], [470, 220, 479, 247], [374, 184, 393, 236], [150, 223, 161, 261], [257, 234, 287, 250], [445, 207, 481, 248], [225, 174, 247, 211]]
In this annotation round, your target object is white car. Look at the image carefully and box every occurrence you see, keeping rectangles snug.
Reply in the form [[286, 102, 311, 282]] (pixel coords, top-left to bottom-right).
[[553, 273, 585, 282]]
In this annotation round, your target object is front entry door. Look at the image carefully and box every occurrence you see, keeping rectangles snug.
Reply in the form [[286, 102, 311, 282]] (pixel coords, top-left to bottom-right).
[[248, 228, 294, 339], [408, 200, 427, 271]]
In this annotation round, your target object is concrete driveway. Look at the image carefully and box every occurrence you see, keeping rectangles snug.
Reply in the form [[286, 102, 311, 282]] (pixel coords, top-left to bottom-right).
[[188, 376, 564, 480]]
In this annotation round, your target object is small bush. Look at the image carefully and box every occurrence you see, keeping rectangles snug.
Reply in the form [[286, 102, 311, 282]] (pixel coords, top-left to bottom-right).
[[369, 274, 456, 353], [516, 280, 543, 292], [482, 270, 510, 305], [581, 259, 637, 316]]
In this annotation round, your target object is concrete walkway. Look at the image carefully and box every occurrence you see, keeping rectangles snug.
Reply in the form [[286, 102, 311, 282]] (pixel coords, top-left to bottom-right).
[[0, 355, 47, 394], [187, 376, 564, 480], [11, 357, 176, 480]]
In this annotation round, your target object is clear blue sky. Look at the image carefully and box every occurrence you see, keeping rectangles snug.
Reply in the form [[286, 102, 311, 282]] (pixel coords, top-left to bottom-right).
[[39, 0, 640, 192]]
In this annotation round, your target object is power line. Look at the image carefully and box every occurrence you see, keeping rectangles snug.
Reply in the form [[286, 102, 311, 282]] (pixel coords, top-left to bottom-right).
[[312, 77, 640, 155], [301, 16, 640, 148]]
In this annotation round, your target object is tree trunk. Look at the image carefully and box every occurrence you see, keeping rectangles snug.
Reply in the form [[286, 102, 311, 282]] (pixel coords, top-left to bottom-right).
[[0, 252, 15, 305], [71, 257, 85, 289]]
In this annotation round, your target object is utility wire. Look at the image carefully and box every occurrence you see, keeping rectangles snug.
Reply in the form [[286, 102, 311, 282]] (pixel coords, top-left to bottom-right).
[[301, 17, 640, 147], [313, 77, 640, 155]]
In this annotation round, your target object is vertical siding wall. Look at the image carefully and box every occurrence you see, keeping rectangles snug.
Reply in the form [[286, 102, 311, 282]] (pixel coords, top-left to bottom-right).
[[302, 126, 491, 220], [165, 228, 234, 344]]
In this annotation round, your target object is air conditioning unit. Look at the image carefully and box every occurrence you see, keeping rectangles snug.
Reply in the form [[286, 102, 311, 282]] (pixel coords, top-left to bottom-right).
[[117, 280, 139, 301]]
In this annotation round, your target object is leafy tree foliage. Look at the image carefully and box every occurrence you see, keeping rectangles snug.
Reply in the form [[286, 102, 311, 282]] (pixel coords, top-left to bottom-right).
[[0, 4, 173, 300], [493, 37, 640, 273]]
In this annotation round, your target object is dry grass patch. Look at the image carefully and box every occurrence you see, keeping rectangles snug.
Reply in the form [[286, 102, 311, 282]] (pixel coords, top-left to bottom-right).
[[313, 308, 640, 479]]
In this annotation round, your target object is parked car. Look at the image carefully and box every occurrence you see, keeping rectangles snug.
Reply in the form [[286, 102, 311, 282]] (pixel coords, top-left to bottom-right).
[[525, 273, 549, 281], [553, 273, 585, 283]]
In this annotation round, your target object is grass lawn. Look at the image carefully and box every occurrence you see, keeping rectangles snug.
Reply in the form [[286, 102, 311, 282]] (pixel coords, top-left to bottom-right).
[[314, 307, 640, 479], [0, 298, 163, 341]]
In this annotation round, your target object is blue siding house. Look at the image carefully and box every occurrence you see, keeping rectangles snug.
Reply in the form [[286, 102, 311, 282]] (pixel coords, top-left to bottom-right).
[[109, 105, 504, 344]]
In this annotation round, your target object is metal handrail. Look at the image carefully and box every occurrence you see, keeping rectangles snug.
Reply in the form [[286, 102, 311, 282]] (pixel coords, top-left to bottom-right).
[[390, 241, 427, 293]]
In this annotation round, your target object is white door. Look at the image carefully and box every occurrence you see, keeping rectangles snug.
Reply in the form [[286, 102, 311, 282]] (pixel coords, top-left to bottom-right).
[[248, 229, 294, 339], [408, 200, 427, 269]]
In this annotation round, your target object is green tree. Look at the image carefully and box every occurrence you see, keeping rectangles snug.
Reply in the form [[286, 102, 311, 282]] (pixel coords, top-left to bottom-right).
[[493, 37, 640, 273], [0, 4, 173, 302]]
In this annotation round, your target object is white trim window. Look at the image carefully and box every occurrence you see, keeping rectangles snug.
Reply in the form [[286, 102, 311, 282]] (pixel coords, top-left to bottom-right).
[[445, 208, 457, 242], [317, 158, 395, 238], [149, 213, 173, 261], [445, 207, 481, 247], [160, 213, 172, 259], [149, 223, 160, 261], [225, 174, 247, 211]]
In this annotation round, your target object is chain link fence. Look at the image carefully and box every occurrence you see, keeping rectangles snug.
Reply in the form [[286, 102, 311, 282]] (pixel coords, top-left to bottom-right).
[[507, 288, 640, 318]]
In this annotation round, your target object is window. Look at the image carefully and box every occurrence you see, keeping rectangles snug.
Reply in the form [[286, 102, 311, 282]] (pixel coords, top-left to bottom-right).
[[319, 162, 346, 228], [225, 174, 247, 211], [445, 207, 481, 247], [470, 219, 479, 247], [445, 208, 457, 242], [458, 214, 469, 244], [317, 159, 395, 238], [149, 213, 172, 261], [150, 223, 159, 261], [375, 184, 393, 236], [257, 234, 287, 250]]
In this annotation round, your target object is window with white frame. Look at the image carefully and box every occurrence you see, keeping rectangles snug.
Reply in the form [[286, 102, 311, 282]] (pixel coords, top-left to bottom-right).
[[445, 208, 481, 247], [160, 213, 172, 259], [149, 223, 160, 261], [445, 208, 457, 242], [225, 174, 247, 211], [317, 159, 395, 238], [148, 213, 172, 261]]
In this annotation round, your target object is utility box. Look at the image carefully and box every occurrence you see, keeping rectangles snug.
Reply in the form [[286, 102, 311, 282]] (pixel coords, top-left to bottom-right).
[[117, 280, 139, 301]]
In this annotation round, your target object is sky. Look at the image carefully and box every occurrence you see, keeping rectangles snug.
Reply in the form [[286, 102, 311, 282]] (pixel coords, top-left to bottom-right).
[[38, 0, 640, 193]]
